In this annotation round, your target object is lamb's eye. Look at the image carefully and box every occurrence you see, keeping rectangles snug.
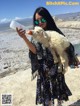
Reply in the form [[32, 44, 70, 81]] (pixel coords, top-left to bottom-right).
[[36, 31, 39, 33]]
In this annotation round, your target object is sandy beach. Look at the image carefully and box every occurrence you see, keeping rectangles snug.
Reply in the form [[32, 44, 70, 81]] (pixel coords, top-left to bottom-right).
[[0, 21, 80, 106]]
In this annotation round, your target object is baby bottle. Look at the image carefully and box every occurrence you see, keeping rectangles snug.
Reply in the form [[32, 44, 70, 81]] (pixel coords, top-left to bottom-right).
[[10, 20, 26, 30]]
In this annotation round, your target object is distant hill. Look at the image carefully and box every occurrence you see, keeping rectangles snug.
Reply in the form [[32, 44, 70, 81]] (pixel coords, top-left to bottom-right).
[[56, 12, 80, 21]]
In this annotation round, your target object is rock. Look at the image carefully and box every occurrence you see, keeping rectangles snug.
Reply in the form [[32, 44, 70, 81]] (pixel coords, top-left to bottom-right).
[[0, 68, 36, 106], [0, 60, 80, 106]]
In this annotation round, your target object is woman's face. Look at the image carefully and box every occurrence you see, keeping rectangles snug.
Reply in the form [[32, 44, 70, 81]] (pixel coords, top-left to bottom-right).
[[35, 13, 47, 29]]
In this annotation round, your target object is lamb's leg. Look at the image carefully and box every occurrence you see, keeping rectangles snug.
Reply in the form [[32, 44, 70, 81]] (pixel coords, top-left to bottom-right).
[[57, 57, 63, 73], [50, 48, 59, 63], [60, 52, 69, 74]]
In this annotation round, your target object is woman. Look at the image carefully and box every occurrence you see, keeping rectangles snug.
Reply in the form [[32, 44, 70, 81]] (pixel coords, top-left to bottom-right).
[[16, 7, 72, 106]]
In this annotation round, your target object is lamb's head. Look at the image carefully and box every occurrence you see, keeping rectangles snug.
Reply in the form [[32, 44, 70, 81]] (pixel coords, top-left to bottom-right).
[[27, 26, 50, 47], [32, 26, 45, 38], [27, 26, 47, 41]]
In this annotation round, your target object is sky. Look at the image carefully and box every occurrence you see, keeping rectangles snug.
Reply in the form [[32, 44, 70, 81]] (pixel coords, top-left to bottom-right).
[[0, 0, 80, 23]]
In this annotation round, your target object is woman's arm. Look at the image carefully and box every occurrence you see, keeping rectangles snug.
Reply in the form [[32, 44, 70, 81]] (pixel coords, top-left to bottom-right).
[[16, 28, 36, 54]]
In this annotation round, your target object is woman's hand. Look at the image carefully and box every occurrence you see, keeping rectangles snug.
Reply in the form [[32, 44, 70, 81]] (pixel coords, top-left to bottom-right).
[[16, 28, 36, 54], [16, 27, 26, 39]]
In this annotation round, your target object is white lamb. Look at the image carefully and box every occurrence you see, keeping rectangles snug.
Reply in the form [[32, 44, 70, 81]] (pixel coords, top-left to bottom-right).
[[28, 26, 71, 73]]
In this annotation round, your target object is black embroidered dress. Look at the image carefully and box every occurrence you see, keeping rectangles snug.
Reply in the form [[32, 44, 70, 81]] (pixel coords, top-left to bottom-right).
[[29, 39, 72, 106]]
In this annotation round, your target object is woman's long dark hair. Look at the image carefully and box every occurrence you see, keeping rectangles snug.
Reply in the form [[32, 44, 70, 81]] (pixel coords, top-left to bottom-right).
[[33, 7, 64, 35]]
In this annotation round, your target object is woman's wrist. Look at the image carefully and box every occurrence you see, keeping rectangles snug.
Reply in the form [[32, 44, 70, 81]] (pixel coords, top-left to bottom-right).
[[22, 35, 36, 54], [22, 35, 27, 40], [23, 36, 29, 43]]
